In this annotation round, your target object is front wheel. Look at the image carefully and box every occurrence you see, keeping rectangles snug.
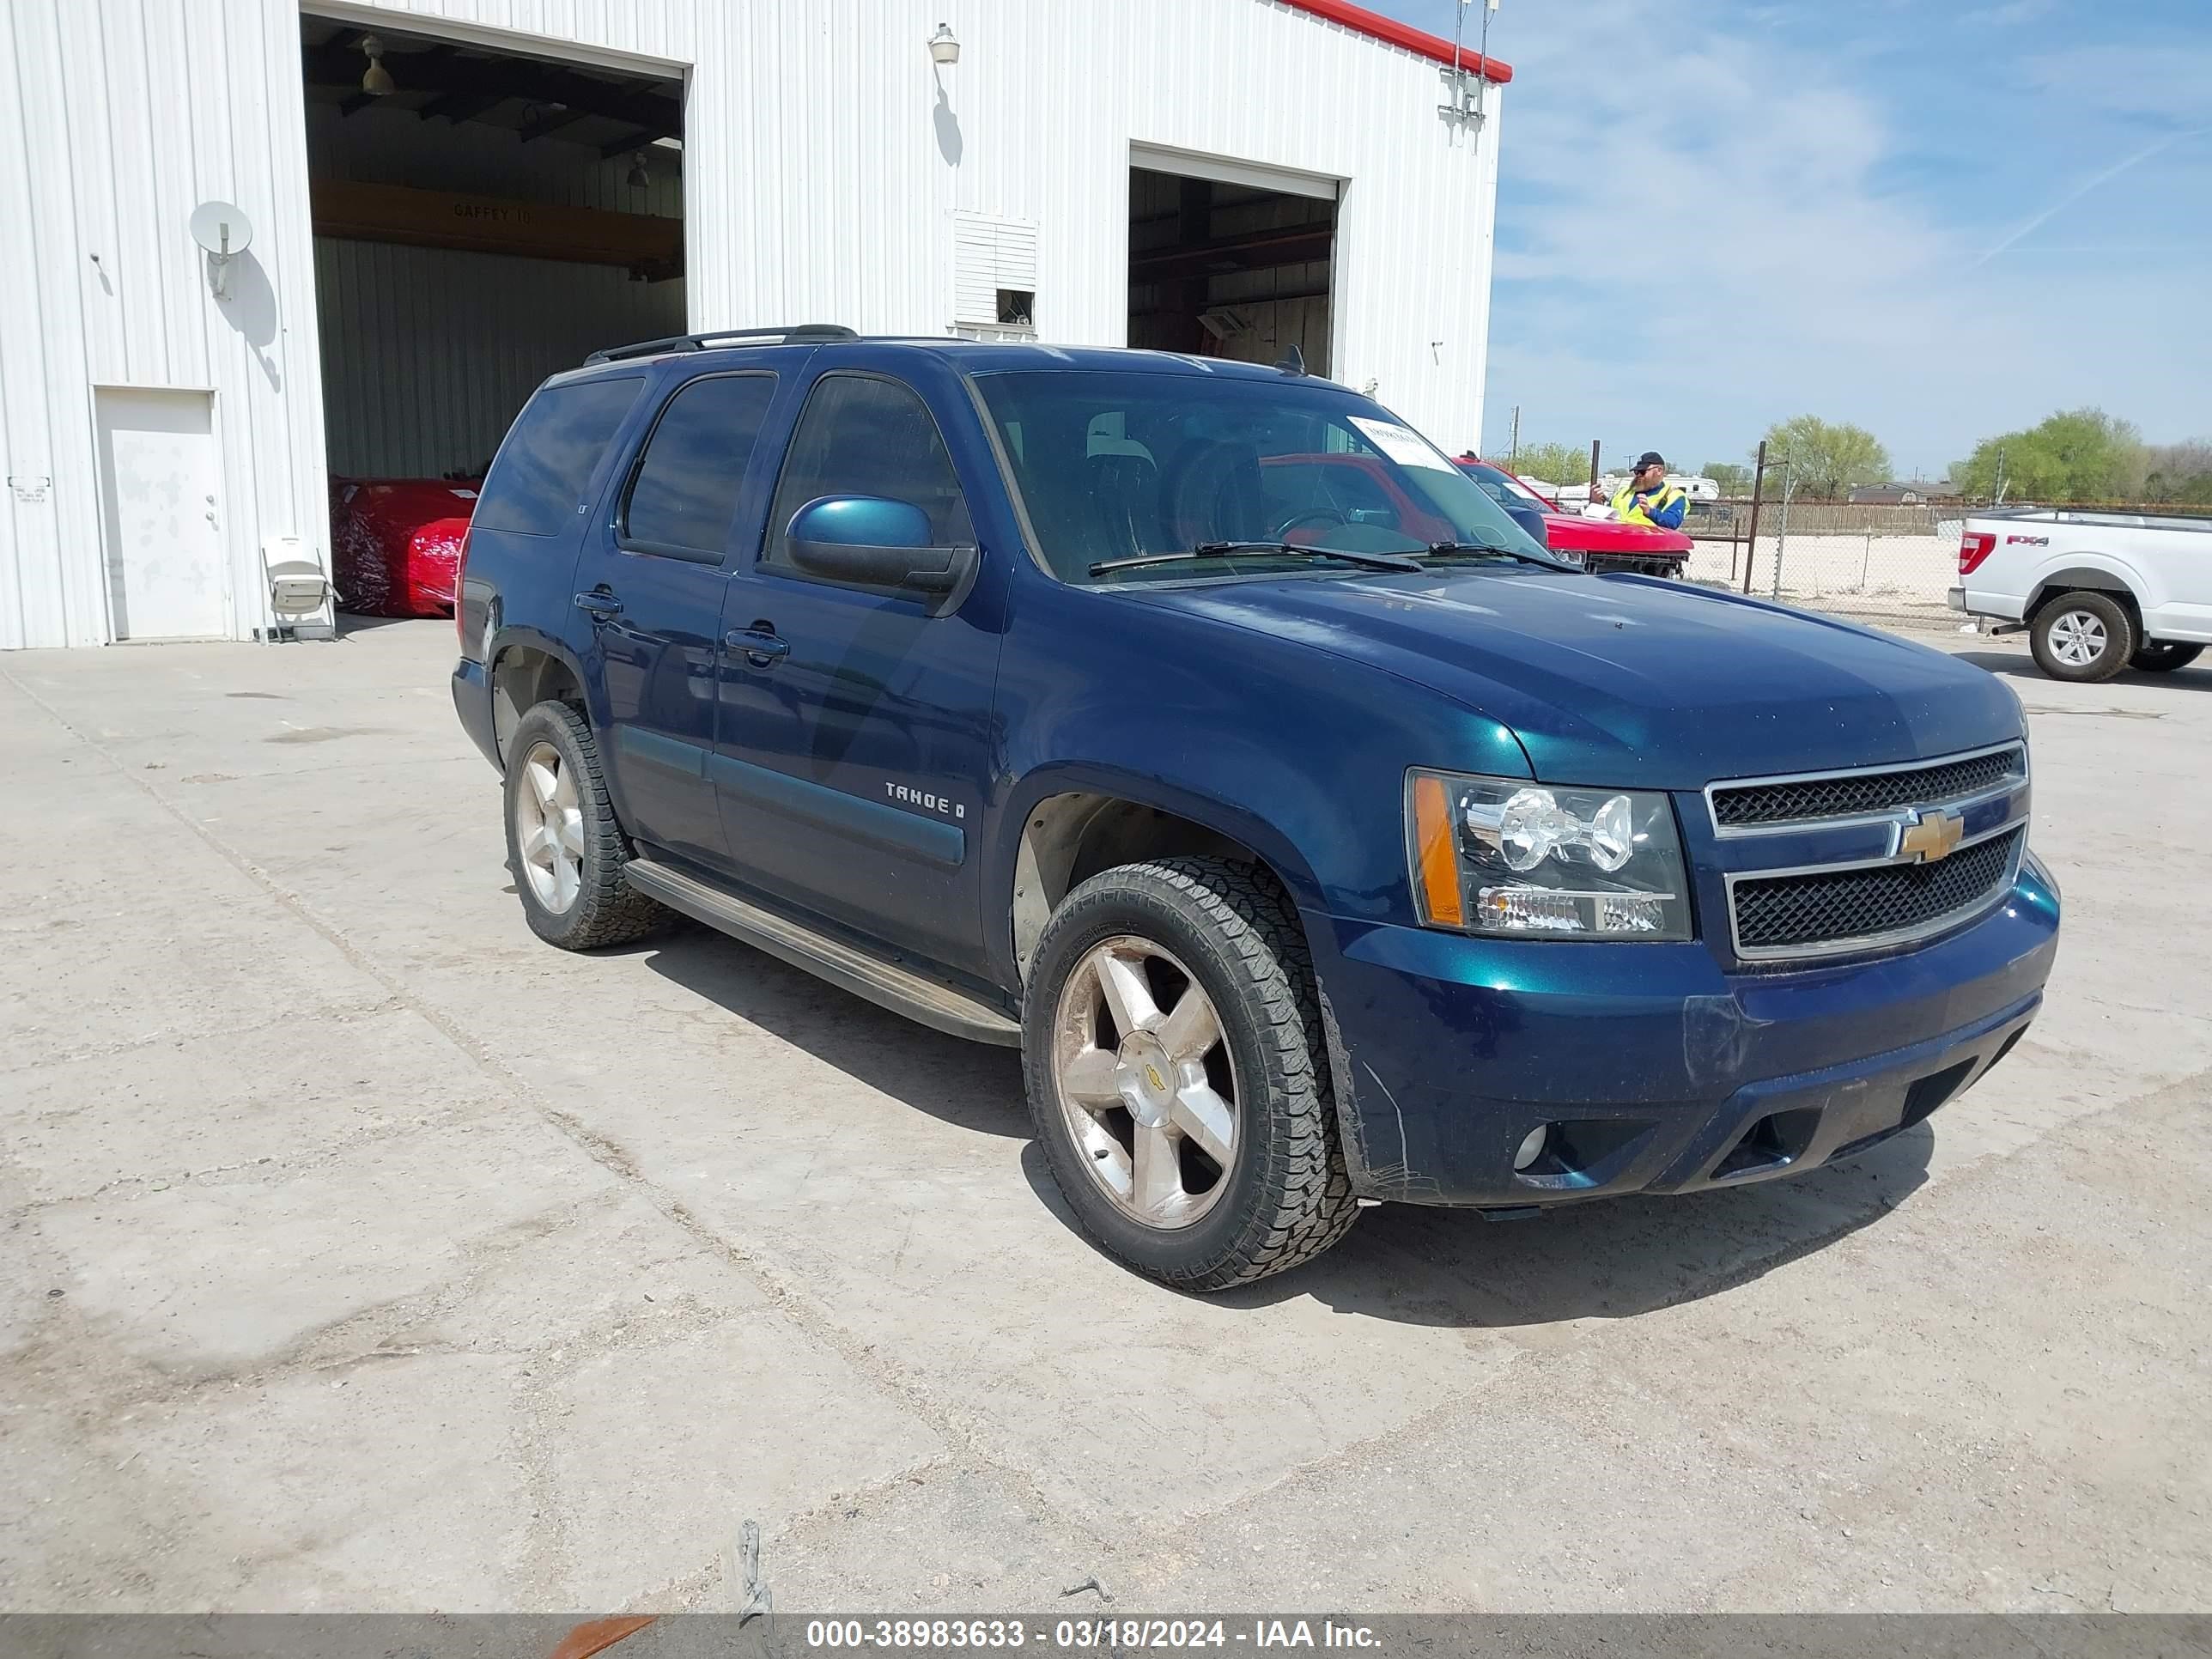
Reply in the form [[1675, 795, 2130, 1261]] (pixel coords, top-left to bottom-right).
[[1022, 857, 1358, 1291], [2030, 591, 2135, 683], [2129, 641, 2203, 673]]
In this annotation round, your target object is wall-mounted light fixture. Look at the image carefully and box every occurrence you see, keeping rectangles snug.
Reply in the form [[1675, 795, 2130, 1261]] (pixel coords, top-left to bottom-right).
[[927, 23, 961, 66], [626, 151, 651, 189], [359, 34, 395, 96]]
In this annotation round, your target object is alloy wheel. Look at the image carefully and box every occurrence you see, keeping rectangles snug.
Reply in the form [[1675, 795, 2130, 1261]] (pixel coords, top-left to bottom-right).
[[514, 739, 586, 913], [1050, 935, 1238, 1230], [2049, 609, 2108, 669]]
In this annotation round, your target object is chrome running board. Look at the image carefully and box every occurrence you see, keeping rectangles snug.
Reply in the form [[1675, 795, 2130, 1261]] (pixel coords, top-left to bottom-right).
[[624, 858, 1023, 1047]]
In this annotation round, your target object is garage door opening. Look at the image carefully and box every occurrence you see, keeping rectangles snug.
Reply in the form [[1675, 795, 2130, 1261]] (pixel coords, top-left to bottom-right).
[[299, 17, 684, 617], [1127, 158, 1337, 375]]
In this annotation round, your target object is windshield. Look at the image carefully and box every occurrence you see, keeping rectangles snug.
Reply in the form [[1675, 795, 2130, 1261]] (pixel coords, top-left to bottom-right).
[[972, 370, 1556, 585], [1459, 459, 1555, 511]]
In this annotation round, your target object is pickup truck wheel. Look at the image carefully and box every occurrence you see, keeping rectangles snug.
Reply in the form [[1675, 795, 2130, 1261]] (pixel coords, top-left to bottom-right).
[[503, 701, 667, 951], [2129, 641, 2203, 673], [2031, 591, 2134, 683], [1024, 857, 1358, 1291]]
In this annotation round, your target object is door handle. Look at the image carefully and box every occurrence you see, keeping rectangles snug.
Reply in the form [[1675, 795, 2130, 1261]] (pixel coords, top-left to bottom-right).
[[574, 589, 623, 619], [726, 625, 789, 665]]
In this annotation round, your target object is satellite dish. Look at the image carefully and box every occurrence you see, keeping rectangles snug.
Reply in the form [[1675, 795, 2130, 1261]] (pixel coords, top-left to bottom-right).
[[189, 202, 252, 301], [190, 201, 252, 256]]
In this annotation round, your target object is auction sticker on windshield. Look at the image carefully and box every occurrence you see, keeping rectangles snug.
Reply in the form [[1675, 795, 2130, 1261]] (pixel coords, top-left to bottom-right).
[[1350, 416, 1454, 472]]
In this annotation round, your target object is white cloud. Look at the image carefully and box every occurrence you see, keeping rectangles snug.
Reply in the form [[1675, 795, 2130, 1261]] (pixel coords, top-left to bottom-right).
[[1478, 2, 2212, 472]]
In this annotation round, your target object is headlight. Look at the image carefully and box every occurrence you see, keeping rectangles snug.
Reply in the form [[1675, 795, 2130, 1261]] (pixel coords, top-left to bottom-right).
[[1407, 769, 1692, 940]]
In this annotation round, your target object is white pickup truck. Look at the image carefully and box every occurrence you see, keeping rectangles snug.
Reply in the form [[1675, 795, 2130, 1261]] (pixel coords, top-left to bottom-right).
[[1951, 506, 2212, 682]]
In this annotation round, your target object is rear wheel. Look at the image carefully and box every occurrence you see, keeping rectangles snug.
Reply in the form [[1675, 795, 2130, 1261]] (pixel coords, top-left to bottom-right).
[[503, 701, 667, 951], [2030, 591, 2134, 683], [1022, 857, 1357, 1291], [2129, 641, 2203, 673]]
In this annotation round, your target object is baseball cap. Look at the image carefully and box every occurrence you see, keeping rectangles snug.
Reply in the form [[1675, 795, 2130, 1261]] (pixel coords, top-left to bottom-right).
[[1634, 451, 1667, 471]]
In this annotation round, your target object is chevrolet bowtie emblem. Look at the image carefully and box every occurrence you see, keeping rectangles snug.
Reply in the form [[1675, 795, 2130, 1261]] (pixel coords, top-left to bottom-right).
[[1898, 807, 1966, 864]]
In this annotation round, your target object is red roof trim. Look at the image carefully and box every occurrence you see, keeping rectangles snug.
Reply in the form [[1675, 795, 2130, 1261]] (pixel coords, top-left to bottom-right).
[[1274, 0, 1515, 84]]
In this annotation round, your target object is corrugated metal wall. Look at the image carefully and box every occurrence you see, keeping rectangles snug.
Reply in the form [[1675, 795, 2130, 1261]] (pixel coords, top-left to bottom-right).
[[314, 240, 684, 477], [2, 0, 335, 649], [306, 97, 687, 478], [0, 0, 1500, 647]]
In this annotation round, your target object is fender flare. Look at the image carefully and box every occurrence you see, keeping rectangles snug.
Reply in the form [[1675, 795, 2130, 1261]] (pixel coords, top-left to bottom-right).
[[487, 624, 596, 766], [990, 760, 1331, 942], [2028, 559, 2144, 617]]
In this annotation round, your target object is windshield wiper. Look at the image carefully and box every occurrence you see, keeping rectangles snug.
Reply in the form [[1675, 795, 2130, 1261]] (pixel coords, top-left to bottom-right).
[[1418, 539, 1571, 569], [1089, 541, 1425, 578]]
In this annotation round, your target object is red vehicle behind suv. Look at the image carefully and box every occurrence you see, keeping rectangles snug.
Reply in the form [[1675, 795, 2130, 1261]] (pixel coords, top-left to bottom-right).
[[1456, 456, 1692, 577]]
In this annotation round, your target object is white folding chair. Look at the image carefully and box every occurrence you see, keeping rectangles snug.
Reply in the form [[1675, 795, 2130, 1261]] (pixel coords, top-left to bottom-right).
[[261, 536, 337, 642]]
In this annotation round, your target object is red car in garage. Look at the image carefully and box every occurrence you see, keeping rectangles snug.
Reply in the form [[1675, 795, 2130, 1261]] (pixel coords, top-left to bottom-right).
[[1455, 456, 1692, 577]]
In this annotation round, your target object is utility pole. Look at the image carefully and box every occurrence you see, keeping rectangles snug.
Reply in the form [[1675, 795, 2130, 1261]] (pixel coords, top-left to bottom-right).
[[1741, 439, 1768, 594], [1507, 405, 1520, 469]]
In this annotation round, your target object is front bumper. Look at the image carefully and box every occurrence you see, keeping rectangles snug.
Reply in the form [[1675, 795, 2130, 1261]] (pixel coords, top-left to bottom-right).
[[1308, 862, 2059, 1206]]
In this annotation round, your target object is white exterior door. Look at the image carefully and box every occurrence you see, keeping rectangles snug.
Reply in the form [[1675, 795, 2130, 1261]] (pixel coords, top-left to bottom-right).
[[94, 387, 227, 641]]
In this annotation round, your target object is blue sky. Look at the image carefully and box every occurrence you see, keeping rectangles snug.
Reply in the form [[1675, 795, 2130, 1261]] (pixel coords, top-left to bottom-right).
[[1372, 0, 2212, 477]]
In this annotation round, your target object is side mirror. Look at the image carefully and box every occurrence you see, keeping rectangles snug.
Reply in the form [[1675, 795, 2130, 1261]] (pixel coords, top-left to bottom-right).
[[785, 495, 977, 601]]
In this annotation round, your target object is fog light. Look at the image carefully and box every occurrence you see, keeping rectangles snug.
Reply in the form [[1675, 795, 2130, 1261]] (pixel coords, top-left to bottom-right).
[[1513, 1124, 1550, 1172]]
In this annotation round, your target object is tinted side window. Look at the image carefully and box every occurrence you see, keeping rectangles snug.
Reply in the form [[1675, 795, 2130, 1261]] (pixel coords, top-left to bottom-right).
[[765, 374, 974, 567], [475, 376, 644, 537], [622, 374, 779, 559]]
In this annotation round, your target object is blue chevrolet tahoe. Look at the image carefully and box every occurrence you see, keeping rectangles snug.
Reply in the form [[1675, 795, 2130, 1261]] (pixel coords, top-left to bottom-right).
[[452, 325, 2060, 1291]]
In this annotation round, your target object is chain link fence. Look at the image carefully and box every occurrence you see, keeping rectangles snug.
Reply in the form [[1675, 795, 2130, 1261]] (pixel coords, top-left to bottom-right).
[[1680, 500, 1963, 632]]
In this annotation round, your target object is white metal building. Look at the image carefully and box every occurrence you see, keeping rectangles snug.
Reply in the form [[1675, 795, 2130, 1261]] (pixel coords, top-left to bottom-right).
[[0, 0, 1510, 650]]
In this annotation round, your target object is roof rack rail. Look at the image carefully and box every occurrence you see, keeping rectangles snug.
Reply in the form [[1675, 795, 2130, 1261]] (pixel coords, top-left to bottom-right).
[[583, 325, 858, 365]]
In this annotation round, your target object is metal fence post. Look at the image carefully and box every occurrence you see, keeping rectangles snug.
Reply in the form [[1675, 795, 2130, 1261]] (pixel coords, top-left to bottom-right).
[[1741, 440, 1767, 595], [1771, 467, 1795, 601]]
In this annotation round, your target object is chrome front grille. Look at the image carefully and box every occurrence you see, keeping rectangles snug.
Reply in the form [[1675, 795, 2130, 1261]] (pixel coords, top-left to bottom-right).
[[1732, 826, 2025, 955], [1712, 743, 2031, 962], [1709, 743, 2027, 831]]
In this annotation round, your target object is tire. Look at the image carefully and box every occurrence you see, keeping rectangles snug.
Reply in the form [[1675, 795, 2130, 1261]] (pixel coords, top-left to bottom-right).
[[502, 701, 667, 951], [2030, 591, 2134, 683], [2129, 641, 2203, 673], [1021, 856, 1358, 1291]]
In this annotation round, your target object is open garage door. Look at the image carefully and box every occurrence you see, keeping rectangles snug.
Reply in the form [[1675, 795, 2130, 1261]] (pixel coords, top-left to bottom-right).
[[1127, 144, 1338, 375], [299, 17, 684, 617]]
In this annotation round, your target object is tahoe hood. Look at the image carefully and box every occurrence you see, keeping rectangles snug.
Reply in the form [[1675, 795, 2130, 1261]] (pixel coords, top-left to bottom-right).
[[1128, 568, 2023, 789]]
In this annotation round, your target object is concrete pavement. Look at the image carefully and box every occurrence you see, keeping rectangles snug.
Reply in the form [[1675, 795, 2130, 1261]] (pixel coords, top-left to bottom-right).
[[2, 619, 2206, 1613]]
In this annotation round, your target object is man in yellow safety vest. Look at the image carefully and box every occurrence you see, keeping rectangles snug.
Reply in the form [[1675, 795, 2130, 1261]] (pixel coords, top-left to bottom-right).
[[1605, 452, 1688, 531]]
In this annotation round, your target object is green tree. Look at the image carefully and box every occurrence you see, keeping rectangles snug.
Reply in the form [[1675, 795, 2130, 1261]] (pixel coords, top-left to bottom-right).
[[1953, 408, 2144, 503], [2144, 440, 2212, 505], [1507, 441, 1596, 490], [1755, 416, 1891, 498], [1702, 460, 1753, 495]]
